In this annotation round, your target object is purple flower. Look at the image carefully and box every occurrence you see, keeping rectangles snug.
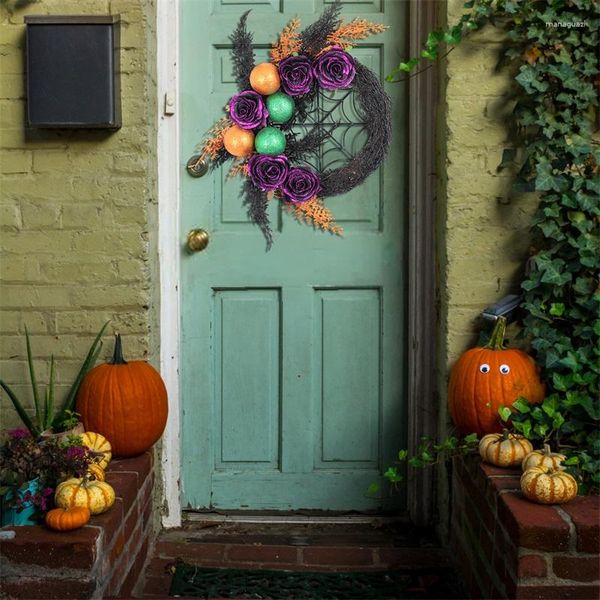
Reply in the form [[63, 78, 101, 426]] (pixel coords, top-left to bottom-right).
[[66, 445, 87, 460], [8, 428, 31, 440], [281, 167, 321, 203], [278, 56, 315, 96], [229, 91, 268, 129], [248, 154, 289, 191], [313, 48, 356, 91]]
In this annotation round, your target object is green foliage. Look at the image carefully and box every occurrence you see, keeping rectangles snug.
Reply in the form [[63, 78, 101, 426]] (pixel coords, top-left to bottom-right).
[[0, 323, 109, 437], [389, 0, 599, 490], [371, 434, 479, 493]]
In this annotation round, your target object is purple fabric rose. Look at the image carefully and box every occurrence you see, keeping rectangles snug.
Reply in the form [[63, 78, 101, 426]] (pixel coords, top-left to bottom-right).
[[229, 91, 268, 129], [248, 154, 289, 191], [278, 56, 315, 97], [313, 48, 356, 91], [281, 167, 321, 203]]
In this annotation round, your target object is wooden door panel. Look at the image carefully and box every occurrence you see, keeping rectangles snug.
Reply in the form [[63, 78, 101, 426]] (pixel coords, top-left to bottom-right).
[[315, 288, 381, 467], [214, 289, 281, 469]]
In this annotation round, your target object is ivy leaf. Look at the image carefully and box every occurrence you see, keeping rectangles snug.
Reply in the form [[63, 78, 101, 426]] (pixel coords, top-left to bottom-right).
[[513, 397, 532, 414], [384, 467, 403, 483], [498, 406, 512, 422], [464, 433, 479, 444], [367, 482, 380, 495], [398, 58, 419, 72], [524, 46, 541, 65], [421, 49, 438, 60]]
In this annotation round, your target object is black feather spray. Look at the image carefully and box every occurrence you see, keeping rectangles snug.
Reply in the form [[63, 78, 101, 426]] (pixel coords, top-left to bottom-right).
[[242, 179, 273, 250], [230, 11, 255, 91], [299, 0, 342, 56], [286, 128, 329, 162]]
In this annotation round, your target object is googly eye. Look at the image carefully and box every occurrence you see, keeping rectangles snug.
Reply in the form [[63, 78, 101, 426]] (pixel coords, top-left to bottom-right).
[[499, 364, 511, 375], [479, 364, 490, 374]]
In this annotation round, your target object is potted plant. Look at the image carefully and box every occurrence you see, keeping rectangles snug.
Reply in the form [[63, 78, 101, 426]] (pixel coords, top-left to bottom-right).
[[0, 323, 108, 439], [0, 428, 95, 526]]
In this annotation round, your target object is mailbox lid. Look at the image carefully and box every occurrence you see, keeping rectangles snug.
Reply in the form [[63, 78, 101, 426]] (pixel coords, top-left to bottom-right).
[[25, 15, 121, 129]]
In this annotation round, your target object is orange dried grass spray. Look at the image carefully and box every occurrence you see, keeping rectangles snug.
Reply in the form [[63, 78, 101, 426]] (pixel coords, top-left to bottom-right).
[[287, 196, 343, 236], [199, 117, 232, 161], [325, 19, 387, 52], [228, 160, 249, 179], [270, 18, 302, 63]]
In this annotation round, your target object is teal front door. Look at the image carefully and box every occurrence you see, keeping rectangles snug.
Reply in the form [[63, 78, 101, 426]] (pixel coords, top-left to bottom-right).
[[180, 0, 407, 511]]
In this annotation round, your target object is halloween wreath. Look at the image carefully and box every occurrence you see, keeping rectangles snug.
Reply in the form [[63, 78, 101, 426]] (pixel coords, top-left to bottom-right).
[[193, 2, 391, 248]]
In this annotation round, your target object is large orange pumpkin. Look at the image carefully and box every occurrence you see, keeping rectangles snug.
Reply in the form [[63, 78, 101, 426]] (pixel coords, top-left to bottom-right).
[[448, 317, 545, 436], [76, 334, 168, 457]]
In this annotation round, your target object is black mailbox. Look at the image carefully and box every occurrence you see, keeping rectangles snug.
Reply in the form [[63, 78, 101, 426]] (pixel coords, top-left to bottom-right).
[[25, 15, 121, 129]]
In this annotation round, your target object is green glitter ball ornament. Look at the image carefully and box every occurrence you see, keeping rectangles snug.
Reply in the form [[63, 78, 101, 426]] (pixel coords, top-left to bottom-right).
[[266, 92, 295, 124], [255, 127, 286, 155]]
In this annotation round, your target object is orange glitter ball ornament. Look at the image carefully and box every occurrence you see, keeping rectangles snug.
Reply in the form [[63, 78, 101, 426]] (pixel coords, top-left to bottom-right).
[[249, 62, 281, 95], [223, 125, 255, 157]]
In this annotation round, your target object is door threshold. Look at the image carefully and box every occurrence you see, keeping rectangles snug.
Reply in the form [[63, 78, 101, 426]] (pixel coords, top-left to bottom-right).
[[183, 511, 409, 525]]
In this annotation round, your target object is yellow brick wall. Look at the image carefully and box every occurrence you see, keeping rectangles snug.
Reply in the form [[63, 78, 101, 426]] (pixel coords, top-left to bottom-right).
[[0, 0, 157, 430], [435, 0, 540, 535], [438, 0, 539, 387]]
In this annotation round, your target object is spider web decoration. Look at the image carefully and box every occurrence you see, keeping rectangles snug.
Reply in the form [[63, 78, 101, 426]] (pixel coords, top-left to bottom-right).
[[193, 1, 391, 249]]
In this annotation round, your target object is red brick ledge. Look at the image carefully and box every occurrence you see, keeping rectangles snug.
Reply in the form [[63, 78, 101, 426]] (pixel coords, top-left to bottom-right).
[[450, 454, 600, 599], [0, 451, 156, 599]]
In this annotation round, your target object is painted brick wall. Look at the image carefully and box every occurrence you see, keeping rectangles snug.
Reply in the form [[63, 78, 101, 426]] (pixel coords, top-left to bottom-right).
[[435, 0, 542, 537], [439, 0, 540, 372], [0, 0, 158, 430]]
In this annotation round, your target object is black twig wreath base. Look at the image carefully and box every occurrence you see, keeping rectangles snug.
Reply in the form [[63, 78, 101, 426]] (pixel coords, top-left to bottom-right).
[[195, 2, 391, 249]]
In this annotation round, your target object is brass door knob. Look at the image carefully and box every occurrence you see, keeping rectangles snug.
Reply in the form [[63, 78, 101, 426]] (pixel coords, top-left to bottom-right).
[[186, 228, 209, 252]]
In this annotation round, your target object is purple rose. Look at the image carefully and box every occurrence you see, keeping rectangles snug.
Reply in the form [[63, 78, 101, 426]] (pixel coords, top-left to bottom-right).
[[229, 91, 268, 129], [248, 154, 289, 191], [313, 48, 356, 91], [278, 56, 315, 97], [281, 167, 321, 203]]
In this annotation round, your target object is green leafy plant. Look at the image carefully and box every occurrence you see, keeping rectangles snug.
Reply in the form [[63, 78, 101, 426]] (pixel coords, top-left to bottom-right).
[[0, 428, 96, 515], [370, 434, 479, 494], [388, 0, 599, 491], [0, 323, 109, 438]]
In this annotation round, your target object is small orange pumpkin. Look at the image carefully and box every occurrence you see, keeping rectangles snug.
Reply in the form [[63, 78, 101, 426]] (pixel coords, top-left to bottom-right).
[[479, 430, 533, 467], [448, 317, 545, 436], [521, 444, 566, 472], [77, 335, 168, 458], [521, 466, 578, 504], [45, 506, 91, 531]]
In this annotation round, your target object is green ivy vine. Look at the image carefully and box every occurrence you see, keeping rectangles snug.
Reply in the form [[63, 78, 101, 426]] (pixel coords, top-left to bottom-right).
[[385, 0, 599, 492]]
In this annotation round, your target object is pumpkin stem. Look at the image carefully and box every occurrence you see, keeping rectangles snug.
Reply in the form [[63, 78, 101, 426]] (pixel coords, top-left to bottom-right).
[[543, 443, 552, 455], [486, 316, 507, 351], [111, 334, 128, 365]]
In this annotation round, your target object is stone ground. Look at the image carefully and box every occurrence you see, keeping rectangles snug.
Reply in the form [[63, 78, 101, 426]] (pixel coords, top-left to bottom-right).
[[134, 517, 467, 598]]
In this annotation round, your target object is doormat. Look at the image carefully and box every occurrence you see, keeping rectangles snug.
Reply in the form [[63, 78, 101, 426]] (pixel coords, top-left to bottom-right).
[[169, 563, 464, 599]]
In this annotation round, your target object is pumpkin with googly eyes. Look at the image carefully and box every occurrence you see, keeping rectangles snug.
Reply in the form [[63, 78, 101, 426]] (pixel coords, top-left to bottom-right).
[[448, 317, 545, 436]]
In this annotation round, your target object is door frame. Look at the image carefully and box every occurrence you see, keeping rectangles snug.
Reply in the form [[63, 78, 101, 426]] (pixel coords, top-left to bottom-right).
[[156, 0, 438, 529]]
